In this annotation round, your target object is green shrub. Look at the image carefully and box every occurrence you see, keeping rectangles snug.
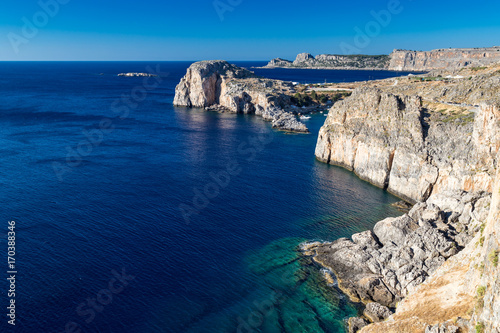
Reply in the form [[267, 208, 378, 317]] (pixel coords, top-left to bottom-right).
[[476, 322, 485, 333], [318, 94, 328, 104], [292, 93, 312, 107], [489, 250, 499, 267], [477, 286, 486, 298], [310, 90, 317, 100]]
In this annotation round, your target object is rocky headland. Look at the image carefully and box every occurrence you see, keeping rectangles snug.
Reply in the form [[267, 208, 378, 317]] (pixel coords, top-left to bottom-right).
[[263, 47, 500, 72], [264, 53, 390, 70], [310, 63, 500, 332], [173, 60, 312, 132]]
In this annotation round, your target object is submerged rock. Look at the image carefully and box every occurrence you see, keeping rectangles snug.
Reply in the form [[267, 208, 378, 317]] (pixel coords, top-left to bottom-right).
[[244, 238, 358, 332], [391, 200, 413, 213]]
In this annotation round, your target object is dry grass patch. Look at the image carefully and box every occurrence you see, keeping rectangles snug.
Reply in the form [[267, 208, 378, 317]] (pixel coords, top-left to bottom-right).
[[391, 265, 475, 324]]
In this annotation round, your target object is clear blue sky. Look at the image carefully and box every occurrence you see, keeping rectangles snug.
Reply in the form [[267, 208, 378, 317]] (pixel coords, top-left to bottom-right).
[[1, 0, 499, 61]]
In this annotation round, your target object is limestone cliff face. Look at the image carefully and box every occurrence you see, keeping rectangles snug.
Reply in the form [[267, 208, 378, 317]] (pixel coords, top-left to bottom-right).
[[174, 60, 308, 132], [314, 66, 500, 332], [359, 159, 500, 333], [389, 47, 500, 71], [265, 47, 500, 71], [315, 88, 499, 203]]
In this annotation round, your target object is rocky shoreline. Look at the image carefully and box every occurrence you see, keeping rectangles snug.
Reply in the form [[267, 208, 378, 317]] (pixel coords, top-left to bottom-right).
[[172, 58, 500, 332], [309, 63, 500, 332], [263, 47, 500, 72], [302, 190, 491, 332], [173, 60, 342, 133]]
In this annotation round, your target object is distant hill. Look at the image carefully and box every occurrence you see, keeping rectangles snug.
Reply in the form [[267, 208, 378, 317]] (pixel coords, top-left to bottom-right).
[[263, 53, 390, 70], [263, 47, 500, 71]]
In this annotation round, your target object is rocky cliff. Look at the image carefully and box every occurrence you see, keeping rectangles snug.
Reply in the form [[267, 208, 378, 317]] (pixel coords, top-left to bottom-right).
[[358, 158, 500, 333], [389, 47, 500, 71], [264, 53, 390, 70], [304, 189, 491, 308], [173, 60, 308, 132], [264, 47, 500, 71], [315, 88, 499, 203], [312, 65, 500, 332]]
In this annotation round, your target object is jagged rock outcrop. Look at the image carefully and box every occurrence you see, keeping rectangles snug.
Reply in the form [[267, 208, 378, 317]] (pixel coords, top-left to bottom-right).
[[363, 302, 393, 323], [173, 60, 308, 132], [473, 166, 500, 332], [315, 87, 499, 203], [293, 52, 315, 65], [359, 166, 500, 333], [266, 58, 293, 67], [388, 47, 500, 71], [306, 191, 491, 309]]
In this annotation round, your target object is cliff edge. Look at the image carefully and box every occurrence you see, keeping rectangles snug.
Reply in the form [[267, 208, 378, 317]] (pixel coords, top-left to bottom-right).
[[389, 47, 500, 71], [313, 64, 500, 332], [315, 72, 500, 203]]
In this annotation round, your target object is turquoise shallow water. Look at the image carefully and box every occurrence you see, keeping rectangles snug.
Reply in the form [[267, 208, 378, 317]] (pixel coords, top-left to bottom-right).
[[0, 62, 405, 332]]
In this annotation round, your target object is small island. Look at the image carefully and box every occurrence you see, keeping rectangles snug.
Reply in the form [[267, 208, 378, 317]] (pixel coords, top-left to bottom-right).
[[118, 72, 158, 77]]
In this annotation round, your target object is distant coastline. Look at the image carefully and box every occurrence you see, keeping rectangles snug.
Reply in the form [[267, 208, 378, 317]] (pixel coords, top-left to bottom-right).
[[262, 47, 500, 72], [253, 65, 423, 72]]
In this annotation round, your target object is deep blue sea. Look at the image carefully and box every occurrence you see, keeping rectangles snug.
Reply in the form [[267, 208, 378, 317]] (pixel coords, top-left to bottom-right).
[[0, 61, 407, 333]]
